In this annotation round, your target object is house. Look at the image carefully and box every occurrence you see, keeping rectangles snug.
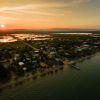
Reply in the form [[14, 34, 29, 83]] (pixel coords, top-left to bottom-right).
[[77, 47, 82, 52], [18, 62, 24, 66], [2, 62, 10, 69]]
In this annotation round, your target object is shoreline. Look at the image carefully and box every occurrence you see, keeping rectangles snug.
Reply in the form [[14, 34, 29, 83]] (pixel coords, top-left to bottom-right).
[[0, 65, 63, 90], [64, 51, 100, 66], [0, 51, 100, 92]]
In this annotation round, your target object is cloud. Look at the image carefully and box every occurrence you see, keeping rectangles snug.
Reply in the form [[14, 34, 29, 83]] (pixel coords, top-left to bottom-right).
[[0, 15, 16, 23], [0, 0, 90, 16], [0, 5, 35, 12], [0, 16, 15, 20], [0, 4, 70, 16], [0, 0, 91, 11]]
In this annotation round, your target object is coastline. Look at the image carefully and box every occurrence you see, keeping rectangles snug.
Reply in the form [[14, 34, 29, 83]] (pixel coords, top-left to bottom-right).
[[64, 51, 100, 66], [0, 64, 63, 91]]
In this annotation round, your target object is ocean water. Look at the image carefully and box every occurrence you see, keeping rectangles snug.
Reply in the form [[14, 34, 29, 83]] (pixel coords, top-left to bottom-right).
[[0, 53, 100, 100]]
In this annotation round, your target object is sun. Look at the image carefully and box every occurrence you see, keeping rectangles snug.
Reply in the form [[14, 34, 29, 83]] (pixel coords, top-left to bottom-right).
[[3, 39, 7, 43], [1, 24, 5, 28]]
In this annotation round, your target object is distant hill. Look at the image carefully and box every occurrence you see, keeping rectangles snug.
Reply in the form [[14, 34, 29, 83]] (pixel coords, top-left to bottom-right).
[[42, 28, 100, 32], [0, 28, 100, 34]]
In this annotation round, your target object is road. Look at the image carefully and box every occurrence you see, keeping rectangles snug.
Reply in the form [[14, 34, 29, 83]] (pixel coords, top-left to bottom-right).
[[9, 34, 38, 51]]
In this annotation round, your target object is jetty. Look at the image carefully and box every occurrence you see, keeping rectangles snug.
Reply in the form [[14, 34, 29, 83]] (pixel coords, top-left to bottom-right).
[[70, 64, 80, 70], [72, 66, 80, 70]]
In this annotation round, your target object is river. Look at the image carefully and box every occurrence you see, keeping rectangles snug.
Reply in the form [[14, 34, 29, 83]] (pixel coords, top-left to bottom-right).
[[0, 53, 100, 100]]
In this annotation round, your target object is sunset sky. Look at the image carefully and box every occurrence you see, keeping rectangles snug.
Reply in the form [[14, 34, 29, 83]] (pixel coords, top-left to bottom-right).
[[0, 0, 100, 29]]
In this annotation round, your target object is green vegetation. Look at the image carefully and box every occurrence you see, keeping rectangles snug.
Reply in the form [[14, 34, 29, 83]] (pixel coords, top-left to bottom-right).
[[0, 33, 100, 83]]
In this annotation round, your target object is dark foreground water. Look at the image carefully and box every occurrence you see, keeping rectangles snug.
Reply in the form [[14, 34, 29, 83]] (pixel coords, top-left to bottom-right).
[[0, 53, 100, 100]]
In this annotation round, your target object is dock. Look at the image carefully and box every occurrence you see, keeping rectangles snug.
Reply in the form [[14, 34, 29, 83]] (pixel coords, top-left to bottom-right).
[[72, 66, 80, 70], [70, 64, 80, 70]]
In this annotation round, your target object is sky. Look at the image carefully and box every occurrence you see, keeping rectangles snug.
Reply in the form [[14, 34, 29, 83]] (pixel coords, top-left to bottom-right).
[[0, 0, 100, 29]]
